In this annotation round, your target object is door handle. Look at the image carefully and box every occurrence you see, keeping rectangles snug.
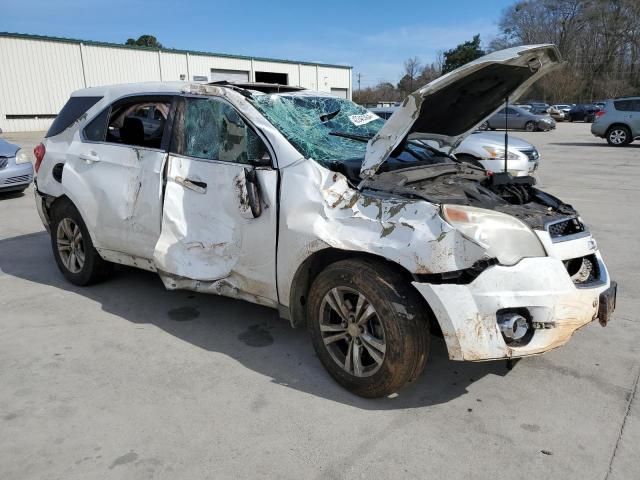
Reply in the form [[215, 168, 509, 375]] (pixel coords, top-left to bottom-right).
[[175, 176, 207, 194], [79, 151, 100, 164]]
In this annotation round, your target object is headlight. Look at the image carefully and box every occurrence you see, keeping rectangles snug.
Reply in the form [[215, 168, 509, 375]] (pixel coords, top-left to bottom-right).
[[481, 146, 521, 161], [442, 204, 546, 265], [15, 149, 32, 164]]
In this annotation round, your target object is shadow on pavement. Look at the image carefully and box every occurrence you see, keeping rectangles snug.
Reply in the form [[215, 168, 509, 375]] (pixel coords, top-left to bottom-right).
[[0, 231, 513, 410]]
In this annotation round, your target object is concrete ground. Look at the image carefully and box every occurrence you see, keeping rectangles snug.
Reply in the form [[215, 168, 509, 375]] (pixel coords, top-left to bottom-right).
[[1, 123, 638, 480]]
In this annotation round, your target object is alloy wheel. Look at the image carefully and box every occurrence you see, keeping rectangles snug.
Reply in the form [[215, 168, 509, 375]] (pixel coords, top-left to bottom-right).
[[609, 129, 627, 145], [56, 218, 85, 274], [319, 287, 386, 377]]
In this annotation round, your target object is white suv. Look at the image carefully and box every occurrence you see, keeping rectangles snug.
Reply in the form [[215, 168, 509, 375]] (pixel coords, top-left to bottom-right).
[[34, 45, 616, 397]]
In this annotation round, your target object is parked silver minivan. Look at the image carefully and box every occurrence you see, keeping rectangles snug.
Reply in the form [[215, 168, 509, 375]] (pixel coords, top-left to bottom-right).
[[591, 97, 640, 146]]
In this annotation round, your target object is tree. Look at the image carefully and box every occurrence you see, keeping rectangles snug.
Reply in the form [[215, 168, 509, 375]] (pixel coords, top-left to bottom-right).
[[495, 0, 640, 101], [125, 35, 163, 48], [398, 57, 422, 94], [442, 34, 485, 74]]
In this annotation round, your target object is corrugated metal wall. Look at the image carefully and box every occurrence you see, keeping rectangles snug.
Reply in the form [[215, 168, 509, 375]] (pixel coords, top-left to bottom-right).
[[0, 35, 351, 132]]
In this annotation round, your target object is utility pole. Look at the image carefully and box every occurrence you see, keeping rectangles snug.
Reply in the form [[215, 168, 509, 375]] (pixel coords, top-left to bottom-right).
[[357, 73, 361, 94]]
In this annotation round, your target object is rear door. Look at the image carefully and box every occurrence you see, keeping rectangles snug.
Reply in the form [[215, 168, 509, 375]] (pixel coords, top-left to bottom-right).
[[628, 100, 640, 136], [153, 95, 279, 304], [63, 95, 173, 260]]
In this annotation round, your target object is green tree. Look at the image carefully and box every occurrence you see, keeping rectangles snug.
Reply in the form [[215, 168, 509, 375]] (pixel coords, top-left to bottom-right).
[[442, 34, 485, 74], [125, 35, 163, 48]]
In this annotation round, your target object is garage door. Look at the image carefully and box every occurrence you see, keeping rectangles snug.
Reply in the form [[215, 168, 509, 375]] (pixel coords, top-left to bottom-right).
[[210, 69, 250, 83], [330, 88, 348, 99]]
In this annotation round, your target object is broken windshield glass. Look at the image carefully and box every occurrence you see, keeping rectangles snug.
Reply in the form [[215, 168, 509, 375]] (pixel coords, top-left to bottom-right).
[[250, 93, 384, 166]]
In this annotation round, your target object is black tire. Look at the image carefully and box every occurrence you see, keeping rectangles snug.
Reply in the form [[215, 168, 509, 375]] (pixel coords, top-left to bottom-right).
[[567, 115, 573, 122], [525, 121, 536, 132], [606, 125, 632, 146], [478, 121, 489, 131], [307, 258, 430, 398], [50, 200, 112, 286]]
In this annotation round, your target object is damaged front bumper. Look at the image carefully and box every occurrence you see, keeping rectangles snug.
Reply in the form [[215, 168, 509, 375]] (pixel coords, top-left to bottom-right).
[[413, 251, 613, 361]]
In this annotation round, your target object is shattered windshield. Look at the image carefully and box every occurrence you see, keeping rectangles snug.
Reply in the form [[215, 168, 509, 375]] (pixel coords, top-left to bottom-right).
[[250, 93, 384, 165]]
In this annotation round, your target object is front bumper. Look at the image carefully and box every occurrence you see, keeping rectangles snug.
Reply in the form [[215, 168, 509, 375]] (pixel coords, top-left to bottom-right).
[[0, 161, 33, 191], [414, 251, 612, 361]]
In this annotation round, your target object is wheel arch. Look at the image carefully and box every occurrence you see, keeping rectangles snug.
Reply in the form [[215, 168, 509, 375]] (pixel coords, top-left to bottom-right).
[[606, 122, 632, 133], [287, 247, 439, 333], [47, 194, 100, 248]]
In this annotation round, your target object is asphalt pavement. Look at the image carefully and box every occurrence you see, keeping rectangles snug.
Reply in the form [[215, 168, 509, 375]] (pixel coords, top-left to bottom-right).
[[0, 122, 638, 479]]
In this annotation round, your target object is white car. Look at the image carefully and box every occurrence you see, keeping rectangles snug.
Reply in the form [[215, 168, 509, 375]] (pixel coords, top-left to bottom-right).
[[369, 108, 540, 176], [34, 45, 616, 398], [454, 131, 539, 175]]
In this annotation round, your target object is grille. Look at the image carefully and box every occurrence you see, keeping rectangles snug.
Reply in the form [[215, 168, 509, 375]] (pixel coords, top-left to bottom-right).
[[0, 157, 8, 169], [564, 254, 601, 287], [4, 174, 31, 185], [518, 148, 539, 162], [547, 217, 585, 239]]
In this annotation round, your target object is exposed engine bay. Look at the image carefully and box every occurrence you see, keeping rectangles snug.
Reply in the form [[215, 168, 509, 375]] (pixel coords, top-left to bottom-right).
[[357, 163, 579, 230]]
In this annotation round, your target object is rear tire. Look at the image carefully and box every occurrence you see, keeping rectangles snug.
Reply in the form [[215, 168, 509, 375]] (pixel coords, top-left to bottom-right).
[[525, 121, 536, 132], [50, 200, 112, 286], [307, 258, 430, 398], [606, 126, 632, 146], [478, 121, 489, 131]]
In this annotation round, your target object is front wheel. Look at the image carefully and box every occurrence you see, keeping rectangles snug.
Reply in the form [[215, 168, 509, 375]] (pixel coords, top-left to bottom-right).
[[50, 201, 112, 286], [308, 259, 430, 398], [525, 121, 536, 132]]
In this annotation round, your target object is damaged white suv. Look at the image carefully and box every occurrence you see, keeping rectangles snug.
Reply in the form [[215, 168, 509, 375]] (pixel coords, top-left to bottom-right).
[[34, 45, 616, 398]]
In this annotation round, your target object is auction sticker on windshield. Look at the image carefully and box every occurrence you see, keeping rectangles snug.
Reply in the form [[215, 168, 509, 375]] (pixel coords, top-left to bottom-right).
[[349, 112, 378, 126]]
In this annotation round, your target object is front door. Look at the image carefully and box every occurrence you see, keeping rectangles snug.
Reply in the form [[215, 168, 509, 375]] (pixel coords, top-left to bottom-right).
[[154, 95, 279, 305], [63, 95, 174, 260]]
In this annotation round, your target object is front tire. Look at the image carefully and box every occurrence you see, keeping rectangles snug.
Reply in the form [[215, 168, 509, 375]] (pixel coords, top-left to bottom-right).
[[308, 259, 430, 398], [50, 201, 112, 286], [606, 126, 631, 146]]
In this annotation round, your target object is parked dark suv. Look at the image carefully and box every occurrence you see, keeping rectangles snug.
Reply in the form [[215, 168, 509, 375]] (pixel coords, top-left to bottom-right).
[[566, 104, 599, 123], [591, 97, 640, 146]]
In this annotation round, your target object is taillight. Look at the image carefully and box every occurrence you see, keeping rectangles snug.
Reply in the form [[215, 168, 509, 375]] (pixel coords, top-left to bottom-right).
[[34, 143, 46, 173], [595, 110, 606, 118]]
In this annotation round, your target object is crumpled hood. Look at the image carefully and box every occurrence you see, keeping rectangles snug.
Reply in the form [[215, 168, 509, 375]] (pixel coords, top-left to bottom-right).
[[0, 138, 20, 157], [361, 44, 561, 178]]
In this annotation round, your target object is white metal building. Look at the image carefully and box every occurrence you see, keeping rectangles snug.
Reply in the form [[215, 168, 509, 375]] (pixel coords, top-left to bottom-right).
[[0, 32, 352, 132]]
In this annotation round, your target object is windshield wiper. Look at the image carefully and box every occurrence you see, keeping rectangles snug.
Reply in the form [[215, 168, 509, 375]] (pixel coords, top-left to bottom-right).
[[329, 131, 373, 142]]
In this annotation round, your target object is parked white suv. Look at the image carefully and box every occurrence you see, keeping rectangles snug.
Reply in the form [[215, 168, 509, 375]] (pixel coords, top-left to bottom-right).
[[34, 45, 616, 397]]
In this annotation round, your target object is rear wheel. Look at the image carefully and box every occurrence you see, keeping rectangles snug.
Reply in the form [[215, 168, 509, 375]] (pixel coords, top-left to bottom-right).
[[478, 121, 489, 131], [50, 201, 112, 285], [606, 126, 632, 146], [525, 121, 536, 132], [308, 258, 430, 398]]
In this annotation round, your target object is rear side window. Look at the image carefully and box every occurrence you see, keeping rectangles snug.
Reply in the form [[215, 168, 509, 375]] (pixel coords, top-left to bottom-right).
[[614, 100, 640, 112], [83, 96, 173, 149], [45, 96, 102, 138]]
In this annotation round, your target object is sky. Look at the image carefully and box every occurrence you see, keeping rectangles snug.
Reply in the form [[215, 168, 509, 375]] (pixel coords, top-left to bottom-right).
[[1, 0, 513, 88]]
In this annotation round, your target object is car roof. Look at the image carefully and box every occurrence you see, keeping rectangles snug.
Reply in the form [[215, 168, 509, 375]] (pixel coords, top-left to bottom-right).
[[70, 81, 311, 98]]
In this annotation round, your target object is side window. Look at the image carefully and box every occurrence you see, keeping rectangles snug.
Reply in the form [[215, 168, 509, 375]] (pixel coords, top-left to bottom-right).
[[46, 96, 103, 138], [84, 108, 110, 141], [83, 97, 172, 148], [172, 97, 269, 164], [614, 100, 631, 112], [505, 108, 518, 115]]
